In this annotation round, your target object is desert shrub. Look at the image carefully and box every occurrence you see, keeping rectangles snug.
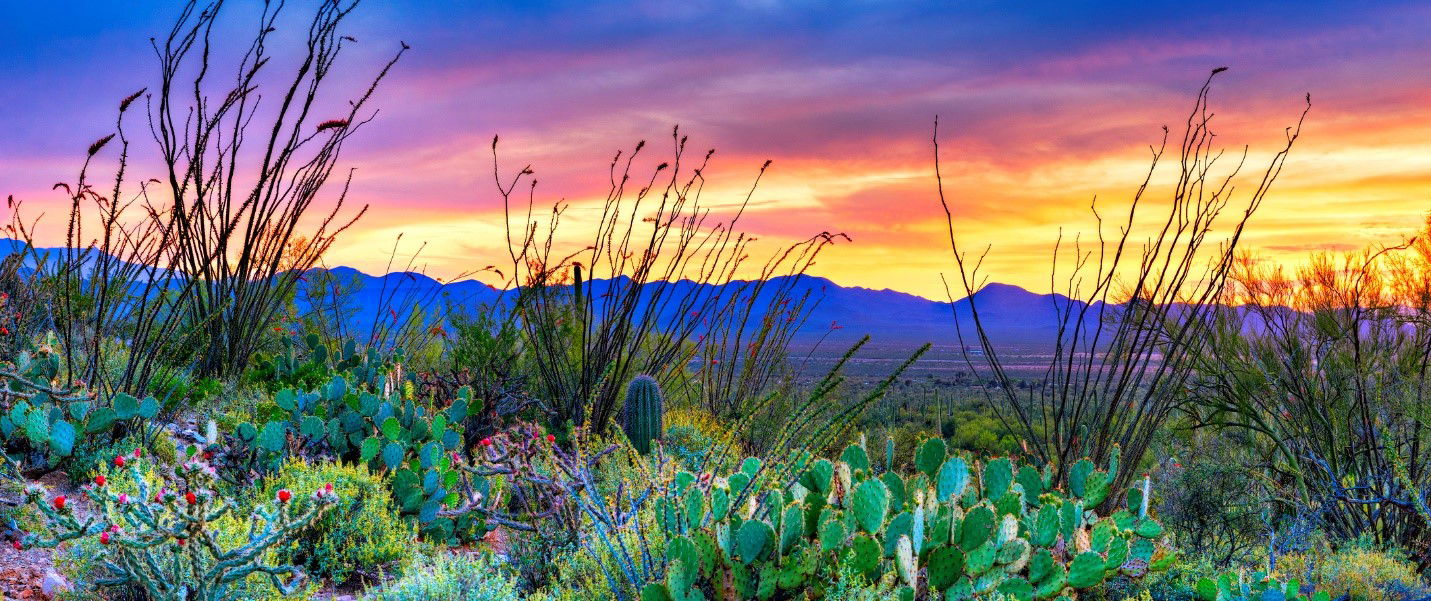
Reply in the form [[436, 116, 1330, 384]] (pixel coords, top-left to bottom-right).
[[821, 564, 902, 601], [1275, 544, 1428, 601], [257, 460, 416, 585], [360, 551, 519, 601], [67, 434, 181, 487], [1154, 436, 1262, 568], [527, 544, 624, 601], [663, 407, 735, 471], [1100, 552, 1222, 601]]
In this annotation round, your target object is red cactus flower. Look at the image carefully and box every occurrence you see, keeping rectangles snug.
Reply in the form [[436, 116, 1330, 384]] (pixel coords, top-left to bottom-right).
[[0, 327, 8, 336], [185, 492, 197, 505], [113, 455, 126, 468], [11, 541, 20, 551], [132, 448, 142, 459], [546, 434, 556, 443], [52, 496, 66, 510], [94, 474, 106, 487], [176, 537, 186, 546], [480, 437, 492, 447], [277, 489, 292, 503], [100, 531, 111, 545], [202, 451, 213, 460], [117, 494, 129, 504], [324, 483, 333, 494]]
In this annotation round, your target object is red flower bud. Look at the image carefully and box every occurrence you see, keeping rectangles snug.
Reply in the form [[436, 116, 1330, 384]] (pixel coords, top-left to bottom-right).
[[114, 456, 126, 468], [546, 434, 555, 443], [185, 492, 197, 505], [480, 437, 492, 447], [277, 489, 292, 503], [11, 541, 20, 551], [52, 496, 66, 510], [176, 537, 186, 546], [132, 448, 142, 459], [100, 531, 110, 545], [202, 451, 213, 460], [94, 474, 106, 487]]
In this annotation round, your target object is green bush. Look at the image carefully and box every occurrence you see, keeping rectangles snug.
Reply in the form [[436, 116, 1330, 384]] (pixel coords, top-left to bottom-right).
[[360, 552, 520, 601], [1275, 544, 1428, 601], [66, 434, 179, 487], [257, 460, 417, 585]]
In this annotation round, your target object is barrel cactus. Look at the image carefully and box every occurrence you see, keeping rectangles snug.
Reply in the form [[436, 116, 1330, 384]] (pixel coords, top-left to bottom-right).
[[622, 374, 664, 455]]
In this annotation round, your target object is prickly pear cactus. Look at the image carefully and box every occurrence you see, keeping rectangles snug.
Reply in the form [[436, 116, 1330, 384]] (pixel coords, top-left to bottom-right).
[[640, 437, 1176, 601], [0, 334, 152, 468], [229, 341, 471, 541], [622, 374, 664, 455]]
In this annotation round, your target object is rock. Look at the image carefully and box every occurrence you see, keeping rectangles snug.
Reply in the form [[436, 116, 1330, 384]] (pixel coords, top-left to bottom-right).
[[41, 568, 70, 597]]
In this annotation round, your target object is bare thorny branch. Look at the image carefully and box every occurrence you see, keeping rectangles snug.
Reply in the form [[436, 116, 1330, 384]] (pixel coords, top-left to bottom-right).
[[935, 68, 1311, 496]]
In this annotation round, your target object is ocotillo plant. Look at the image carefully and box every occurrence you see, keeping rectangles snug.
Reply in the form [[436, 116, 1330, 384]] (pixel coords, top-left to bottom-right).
[[18, 452, 336, 601], [622, 375, 665, 455]]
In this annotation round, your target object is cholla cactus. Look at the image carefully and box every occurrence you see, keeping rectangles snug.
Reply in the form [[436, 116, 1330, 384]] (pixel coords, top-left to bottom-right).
[[441, 422, 611, 535], [18, 451, 336, 601]]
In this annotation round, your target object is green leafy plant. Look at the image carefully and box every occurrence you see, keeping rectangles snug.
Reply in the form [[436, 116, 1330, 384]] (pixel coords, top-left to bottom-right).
[[259, 460, 417, 585], [360, 551, 521, 601]]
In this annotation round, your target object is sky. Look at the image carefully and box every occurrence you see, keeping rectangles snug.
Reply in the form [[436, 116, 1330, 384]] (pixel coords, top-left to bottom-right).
[[4, 1, 1431, 299]]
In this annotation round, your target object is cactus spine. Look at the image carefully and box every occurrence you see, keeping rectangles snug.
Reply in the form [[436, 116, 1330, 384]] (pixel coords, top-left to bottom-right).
[[622, 374, 664, 454]]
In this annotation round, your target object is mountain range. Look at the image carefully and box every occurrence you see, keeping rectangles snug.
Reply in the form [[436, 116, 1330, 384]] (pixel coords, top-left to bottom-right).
[[1, 238, 1079, 347]]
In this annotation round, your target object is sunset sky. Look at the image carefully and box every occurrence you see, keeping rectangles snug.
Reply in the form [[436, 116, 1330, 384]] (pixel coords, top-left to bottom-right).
[[5, 1, 1431, 299]]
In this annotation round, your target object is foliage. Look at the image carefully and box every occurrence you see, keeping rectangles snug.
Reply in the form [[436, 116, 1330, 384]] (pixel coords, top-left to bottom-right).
[[1194, 572, 1330, 601], [664, 407, 737, 472], [20, 452, 336, 601], [360, 551, 521, 601], [1192, 225, 1431, 568], [1152, 436, 1262, 569], [258, 460, 417, 586], [637, 436, 1175, 601], [1274, 545, 1428, 601]]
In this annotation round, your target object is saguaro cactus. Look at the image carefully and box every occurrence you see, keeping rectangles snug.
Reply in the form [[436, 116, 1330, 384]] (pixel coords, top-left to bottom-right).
[[622, 375, 664, 454]]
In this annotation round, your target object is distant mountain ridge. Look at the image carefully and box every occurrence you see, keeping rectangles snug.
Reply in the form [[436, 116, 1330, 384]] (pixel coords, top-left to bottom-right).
[[1, 238, 1083, 346]]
